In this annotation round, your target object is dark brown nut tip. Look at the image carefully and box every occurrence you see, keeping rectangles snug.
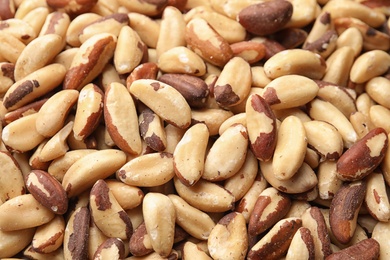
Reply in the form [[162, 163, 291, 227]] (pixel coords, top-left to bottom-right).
[[325, 238, 380, 260]]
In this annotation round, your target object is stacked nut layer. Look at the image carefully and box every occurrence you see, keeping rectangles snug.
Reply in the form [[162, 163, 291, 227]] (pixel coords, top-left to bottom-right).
[[1, 0, 390, 259]]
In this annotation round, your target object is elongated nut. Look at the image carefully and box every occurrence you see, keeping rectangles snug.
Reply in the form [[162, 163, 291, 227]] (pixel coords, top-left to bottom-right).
[[317, 160, 343, 200], [0, 62, 15, 94], [174, 177, 235, 213], [0, 194, 55, 231], [168, 194, 215, 240], [183, 241, 213, 260], [336, 127, 388, 181], [372, 221, 390, 260], [330, 181, 367, 244], [191, 108, 234, 136], [208, 212, 248, 260], [105, 180, 143, 211], [129, 221, 153, 256], [365, 172, 390, 222], [366, 77, 390, 109], [62, 149, 127, 197], [63, 33, 117, 91], [0, 228, 35, 258], [63, 207, 90, 260], [104, 82, 142, 155], [0, 31, 26, 64], [285, 227, 315, 260], [350, 50, 390, 84], [248, 187, 291, 236], [0, 18, 36, 44], [272, 115, 307, 180], [138, 108, 167, 152], [247, 217, 302, 260], [93, 237, 126, 260], [128, 12, 160, 48], [26, 170, 68, 215], [143, 192, 176, 258], [323, 46, 356, 87], [203, 123, 248, 181], [129, 79, 192, 129], [0, 151, 26, 203], [326, 238, 380, 260], [32, 215, 65, 254], [90, 179, 133, 240]]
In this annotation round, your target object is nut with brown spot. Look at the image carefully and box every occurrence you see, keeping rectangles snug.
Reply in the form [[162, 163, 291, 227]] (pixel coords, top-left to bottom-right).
[[139, 108, 167, 152], [326, 238, 380, 260], [365, 172, 390, 222], [285, 227, 315, 260], [93, 237, 126, 260], [0, 151, 26, 203], [32, 215, 65, 254]]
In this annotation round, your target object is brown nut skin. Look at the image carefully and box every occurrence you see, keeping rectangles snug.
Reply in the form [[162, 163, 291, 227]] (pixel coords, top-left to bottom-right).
[[325, 238, 380, 260], [26, 170, 68, 215], [329, 181, 367, 245], [337, 127, 388, 181], [46, 0, 98, 16], [237, 0, 293, 36]]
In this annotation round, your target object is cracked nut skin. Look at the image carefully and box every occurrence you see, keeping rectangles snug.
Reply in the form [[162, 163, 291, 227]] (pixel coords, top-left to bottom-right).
[[325, 238, 380, 260]]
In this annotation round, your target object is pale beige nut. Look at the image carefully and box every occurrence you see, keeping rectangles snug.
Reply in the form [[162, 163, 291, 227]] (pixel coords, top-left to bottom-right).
[[317, 160, 343, 200], [272, 115, 307, 180], [90, 0, 119, 16], [350, 111, 376, 140], [130, 79, 192, 129], [185, 17, 233, 67], [65, 12, 102, 47], [93, 237, 126, 260], [208, 212, 248, 260], [0, 228, 35, 258], [356, 93, 376, 116], [218, 112, 246, 135], [174, 177, 235, 213], [351, 50, 390, 84], [88, 218, 109, 258], [163, 124, 186, 154], [3, 63, 66, 111], [365, 172, 390, 222], [0, 62, 15, 94], [370, 105, 390, 134], [138, 108, 166, 152], [285, 227, 315, 260], [309, 98, 358, 148], [191, 108, 234, 136], [117, 0, 168, 16], [366, 77, 390, 109], [263, 49, 326, 80], [0, 18, 36, 44], [21, 6, 49, 37], [336, 27, 363, 57], [247, 217, 302, 260], [128, 12, 160, 48], [63, 33, 117, 91], [142, 192, 175, 258], [168, 194, 215, 240], [303, 120, 343, 161], [53, 47, 79, 71], [62, 149, 127, 197], [322, 46, 356, 87], [39, 11, 70, 40], [114, 25, 145, 74], [3, 98, 47, 126], [182, 241, 213, 260], [36, 89, 78, 138], [0, 31, 26, 64], [104, 82, 142, 155], [105, 179, 143, 210], [0, 194, 55, 231], [63, 207, 90, 260], [284, 0, 319, 29], [90, 179, 133, 240], [372, 221, 390, 260], [32, 215, 65, 254], [203, 123, 248, 181], [173, 123, 209, 186], [0, 151, 26, 203], [208, 0, 256, 20], [303, 11, 332, 49]]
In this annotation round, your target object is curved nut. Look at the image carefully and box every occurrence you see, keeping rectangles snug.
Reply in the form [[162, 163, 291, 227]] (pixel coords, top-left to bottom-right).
[[336, 27, 363, 57], [105, 179, 143, 210], [93, 237, 126, 260], [65, 12, 102, 47], [285, 227, 315, 260], [365, 172, 390, 222], [129, 222, 153, 256], [231, 41, 266, 64], [117, 0, 168, 16], [139, 108, 167, 152], [128, 12, 160, 48], [0, 31, 26, 64], [0, 228, 35, 258], [369, 105, 390, 134], [322, 46, 356, 87], [0, 62, 15, 94], [126, 62, 159, 89], [326, 238, 380, 260], [366, 77, 390, 109], [0, 18, 36, 44], [191, 108, 234, 136], [317, 160, 343, 200], [0, 151, 26, 203], [39, 11, 70, 38], [32, 215, 65, 253]]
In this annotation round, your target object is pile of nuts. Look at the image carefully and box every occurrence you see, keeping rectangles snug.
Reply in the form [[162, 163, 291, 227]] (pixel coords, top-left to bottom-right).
[[1, 0, 390, 259]]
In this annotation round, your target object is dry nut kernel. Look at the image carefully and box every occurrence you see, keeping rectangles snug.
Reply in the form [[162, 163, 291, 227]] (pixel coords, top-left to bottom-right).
[[32, 215, 65, 254], [285, 227, 315, 260], [0, 151, 26, 203], [326, 238, 380, 260]]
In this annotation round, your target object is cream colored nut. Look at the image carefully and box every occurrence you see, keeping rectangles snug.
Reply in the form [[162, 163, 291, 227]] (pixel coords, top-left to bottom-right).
[[272, 115, 307, 180], [247, 217, 302, 260], [163, 124, 186, 154], [79, 13, 129, 44], [0, 31, 25, 64], [301, 206, 332, 259], [213, 57, 251, 107], [322, 0, 386, 28], [183, 241, 213, 260], [62, 149, 127, 197], [203, 123, 248, 181], [158, 46, 207, 77], [156, 6, 186, 58], [117, 0, 168, 16], [139, 108, 167, 152], [26, 169, 68, 215], [350, 111, 376, 139], [0, 151, 25, 203], [322, 46, 356, 87], [365, 172, 390, 222], [90, 0, 119, 16], [32, 215, 65, 254], [317, 160, 343, 200], [231, 41, 266, 64], [66, 12, 102, 47], [3, 98, 47, 126], [309, 98, 358, 148], [0, 18, 36, 44], [329, 181, 366, 244], [304, 30, 338, 59], [285, 227, 315, 260], [63, 33, 117, 91], [303, 11, 332, 49], [142, 192, 175, 258], [262, 75, 319, 110], [21, 7, 49, 37], [114, 25, 144, 74], [168, 194, 215, 240], [0, 228, 35, 258], [370, 105, 390, 133], [29, 140, 51, 171], [174, 177, 235, 213], [191, 108, 234, 136], [327, 238, 380, 260], [263, 49, 326, 80], [218, 113, 246, 136], [372, 221, 390, 260], [129, 222, 153, 256], [185, 17, 233, 67], [260, 160, 318, 194], [304, 147, 320, 169], [185, 5, 246, 44], [356, 92, 376, 116], [272, 108, 310, 124], [36, 89, 78, 138], [303, 120, 343, 161], [0, 194, 55, 231], [73, 83, 104, 141], [357, 214, 378, 236], [130, 79, 192, 129], [39, 11, 70, 39], [90, 179, 133, 240], [366, 77, 390, 109], [105, 179, 143, 210], [88, 218, 109, 258], [46, 0, 98, 15], [173, 123, 209, 186], [208, 212, 248, 260], [63, 207, 90, 260], [104, 82, 142, 154], [118, 152, 174, 187], [290, 185, 319, 202], [93, 237, 126, 260], [53, 47, 79, 71], [284, 0, 318, 28], [336, 27, 363, 57], [0, 62, 15, 94], [99, 63, 122, 92], [236, 174, 268, 223], [248, 187, 291, 236], [337, 127, 388, 181], [128, 12, 160, 48], [224, 149, 258, 201], [2, 113, 45, 153], [126, 62, 159, 90], [351, 50, 390, 84], [209, 0, 257, 20]]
